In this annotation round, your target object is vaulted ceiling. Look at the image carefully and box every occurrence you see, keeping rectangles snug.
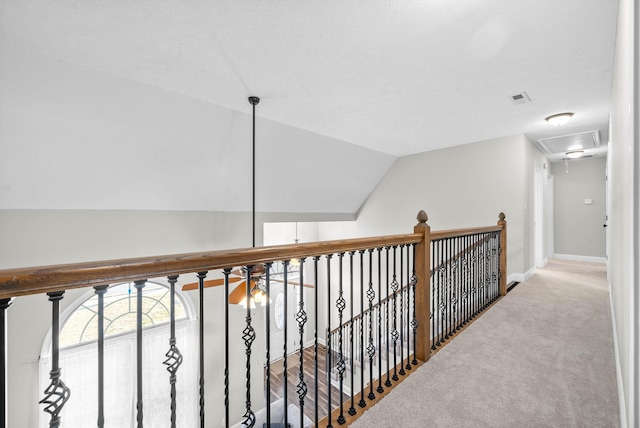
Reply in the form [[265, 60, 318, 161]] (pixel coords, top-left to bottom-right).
[[0, 1, 618, 213]]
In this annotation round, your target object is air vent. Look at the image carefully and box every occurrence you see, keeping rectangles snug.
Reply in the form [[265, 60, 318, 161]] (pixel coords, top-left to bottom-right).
[[538, 130, 601, 154], [509, 92, 531, 105]]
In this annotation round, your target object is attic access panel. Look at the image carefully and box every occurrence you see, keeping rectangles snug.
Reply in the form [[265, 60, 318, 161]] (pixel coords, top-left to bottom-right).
[[537, 130, 601, 154]]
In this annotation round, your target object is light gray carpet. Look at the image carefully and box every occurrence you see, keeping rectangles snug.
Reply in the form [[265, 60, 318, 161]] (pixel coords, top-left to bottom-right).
[[351, 259, 620, 428]]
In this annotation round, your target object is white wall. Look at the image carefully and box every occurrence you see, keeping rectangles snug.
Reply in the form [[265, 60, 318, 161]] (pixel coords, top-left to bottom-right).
[[608, 0, 639, 426], [551, 157, 607, 259], [319, 134, 535, 279]]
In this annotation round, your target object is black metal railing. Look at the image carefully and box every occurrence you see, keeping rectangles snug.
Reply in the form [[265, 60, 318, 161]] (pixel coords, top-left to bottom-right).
[[0, 211, 507, 428]]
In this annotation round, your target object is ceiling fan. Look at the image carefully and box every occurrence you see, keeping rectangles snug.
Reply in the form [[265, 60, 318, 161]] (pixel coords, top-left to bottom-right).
[[181, 264, 313, 305], [181, 96, 312, 305]]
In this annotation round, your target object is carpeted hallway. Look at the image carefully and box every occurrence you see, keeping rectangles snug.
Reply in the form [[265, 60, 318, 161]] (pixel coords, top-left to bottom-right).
[[351, 259, 620, 428]]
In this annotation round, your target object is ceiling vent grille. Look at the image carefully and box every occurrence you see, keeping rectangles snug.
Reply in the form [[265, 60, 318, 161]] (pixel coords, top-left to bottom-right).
[[509, 92, 531, 105], [538, 130, 601, 154]]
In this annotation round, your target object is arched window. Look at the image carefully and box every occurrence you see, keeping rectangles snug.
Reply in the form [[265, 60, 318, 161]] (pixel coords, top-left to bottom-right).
[[39, 281, 198, 428]]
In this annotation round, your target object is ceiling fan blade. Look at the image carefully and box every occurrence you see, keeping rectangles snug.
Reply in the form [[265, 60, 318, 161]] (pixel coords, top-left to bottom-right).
[[181, 276, 243, 291], [228, 280, 255, 304]]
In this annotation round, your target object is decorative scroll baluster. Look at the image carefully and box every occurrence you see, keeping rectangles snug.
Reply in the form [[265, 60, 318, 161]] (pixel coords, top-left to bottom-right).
[[134, 280, 146, 428], [390, 246, 399, 382], [296, 258, 308, 428], [223, 268, 232, 428], [164, 276, 183, 428], [461, 235, 469, 326], [94, 285, 108, 428], [398, 245, 405, 376], [0, 298, 11, 428], [348, 251, 356, 416], [438, 241, 446, 345], [495, 233, 500, 299], [40, 291, 70, 428], [431, 240, 437, 351], [411, 244, 418, 366], [197, 271, 207, 428], [366, 249, 376, 400], [376, 248, 384, 393], [313, 256, 320, 426], [358, 250, 366, 408], [335, 253, 346, 424], [384, 247, 392, 387], [325, 255, 333, 428], [242, 266, 256, 428], [451, 238, 459, 334], [484, 233, 489, 307]]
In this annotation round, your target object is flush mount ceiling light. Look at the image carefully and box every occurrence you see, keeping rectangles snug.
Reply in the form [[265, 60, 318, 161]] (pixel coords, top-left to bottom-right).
[[545, 112, 574, 126], [566, 150, 584, 159]]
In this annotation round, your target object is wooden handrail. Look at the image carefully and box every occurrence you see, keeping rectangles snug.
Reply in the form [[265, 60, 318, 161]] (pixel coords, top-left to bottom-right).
[[0, 233, 423, 299], [431, 231, 499, 275], [430, 225, 502, 240]]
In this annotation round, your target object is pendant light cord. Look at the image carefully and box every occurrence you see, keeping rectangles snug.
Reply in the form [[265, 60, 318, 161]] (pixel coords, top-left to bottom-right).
[[248, 96, 260, 248]]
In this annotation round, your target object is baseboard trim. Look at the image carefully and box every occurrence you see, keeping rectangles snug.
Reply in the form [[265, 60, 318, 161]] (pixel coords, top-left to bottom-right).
[[609, 286, 628, 428], [508, 267, 536, 283], [553, 253, 607, 263]]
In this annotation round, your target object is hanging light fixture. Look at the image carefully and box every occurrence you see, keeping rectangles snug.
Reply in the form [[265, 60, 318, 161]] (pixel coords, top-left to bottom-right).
[[241, 96, 269, 309]]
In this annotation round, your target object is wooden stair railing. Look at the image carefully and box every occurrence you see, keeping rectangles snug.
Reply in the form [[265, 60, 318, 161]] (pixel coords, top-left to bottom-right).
[[0, 210, 506, 428]]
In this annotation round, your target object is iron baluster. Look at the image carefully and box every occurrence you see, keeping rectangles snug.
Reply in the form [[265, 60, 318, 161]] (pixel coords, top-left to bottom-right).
[[325, 255, 333, 428], [438, 240, 446, 345], [313, 256, 320, 427], [283, 260, 289, 426], [384, 247, 392, 387], [0, 298, 11, 428], [40, 291, 70, 428], [223, 268, 232, 428], [296, 258, 308, 428], [242, 266, 256, 428], [398, 245, 405, 376], [411, 244, 419, 366], [264, 263, 272, 427], [376, 248, 384, 393], [164, 275, 183, 428], [366, 249, 376, 400], [462, 235, 469, 325], [336, 254, 346, 424], [134, 280, 146, 428], [197, 271, 207, 428], [431, 239, 437, 351], [358, 250, 366, 408], [390, 246, 399, 382], [405, 244, 412, 371], [444, 238, 453, 339], [93, 286, 108, 428], [348, 251, 357, 416], [452, 238, 459, 333]]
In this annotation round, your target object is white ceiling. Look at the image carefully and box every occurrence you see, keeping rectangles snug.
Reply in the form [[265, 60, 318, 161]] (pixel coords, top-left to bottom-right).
[[0, 0, 619, 212]]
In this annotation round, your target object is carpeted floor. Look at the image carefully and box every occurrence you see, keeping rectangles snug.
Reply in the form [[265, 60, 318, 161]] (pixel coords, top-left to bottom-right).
[[351, 259, 620, 428]]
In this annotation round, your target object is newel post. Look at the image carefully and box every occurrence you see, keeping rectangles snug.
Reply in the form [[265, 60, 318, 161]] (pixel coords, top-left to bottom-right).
[[498, 213, 507, 296], [414, 210, 431, 362]]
